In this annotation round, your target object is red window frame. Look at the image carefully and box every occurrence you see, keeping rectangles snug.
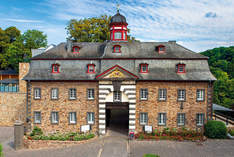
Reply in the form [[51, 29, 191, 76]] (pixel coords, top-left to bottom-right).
[[158, 45, 165, 54], [87, 64, 95, 73], [177, 64, 186, 73], [72, 46, 80, 53], [52, 64, 60, 73], [140, 64, 149, 73], [113, 45, 121, 53]]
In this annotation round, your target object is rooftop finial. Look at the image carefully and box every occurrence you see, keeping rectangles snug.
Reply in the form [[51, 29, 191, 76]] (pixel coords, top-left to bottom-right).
[[117, 3, 120, 13]]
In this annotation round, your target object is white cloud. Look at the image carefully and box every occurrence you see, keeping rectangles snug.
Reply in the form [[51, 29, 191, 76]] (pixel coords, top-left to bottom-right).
[[4, 18, 43, 23]]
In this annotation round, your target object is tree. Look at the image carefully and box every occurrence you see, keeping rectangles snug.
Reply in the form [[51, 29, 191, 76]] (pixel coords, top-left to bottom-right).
[[66, 15, 135, 42], [0, 27, 9, 54], [5, 26, 21, 43], [22, 29, 47, 50]]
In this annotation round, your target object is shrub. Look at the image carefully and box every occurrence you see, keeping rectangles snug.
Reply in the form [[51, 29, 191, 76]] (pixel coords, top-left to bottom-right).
[[143, 154, 160, 157], [204, 120, 227, 139], [228, 129, 234, 136], [30, 126, 43, 136], [138, 134, 144, 140], [0, 144, 3, 157]]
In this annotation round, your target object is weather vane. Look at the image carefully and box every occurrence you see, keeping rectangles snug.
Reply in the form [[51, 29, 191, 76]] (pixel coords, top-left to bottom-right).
[[117, 3, 120, 12]]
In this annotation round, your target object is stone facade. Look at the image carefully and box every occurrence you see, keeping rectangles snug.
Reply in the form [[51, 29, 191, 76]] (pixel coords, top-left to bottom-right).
[[0, 63, 29, 126], [135, 81, 209, 132], [30, 81, 99, 134]]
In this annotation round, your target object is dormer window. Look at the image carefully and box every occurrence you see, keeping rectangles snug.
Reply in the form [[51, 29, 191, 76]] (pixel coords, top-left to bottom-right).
[[157, 45, 165, 54], [140, 64, 149, 73], [176, 64, 186, 73], [52, 64, 60, 73], [87, 64, 95, 73], [113, 45, 121, 53], [72, 46, 80, 53]]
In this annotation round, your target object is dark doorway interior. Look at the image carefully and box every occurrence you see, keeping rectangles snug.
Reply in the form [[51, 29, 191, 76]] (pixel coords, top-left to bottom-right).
[[106, 108, 129, 135]]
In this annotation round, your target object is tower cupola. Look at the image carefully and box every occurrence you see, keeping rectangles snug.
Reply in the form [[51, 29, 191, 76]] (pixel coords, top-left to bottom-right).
[[110, 10, 128, 41]]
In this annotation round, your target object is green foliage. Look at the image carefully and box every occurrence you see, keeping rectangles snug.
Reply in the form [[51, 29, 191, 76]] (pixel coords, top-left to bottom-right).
[[30, 126, 43, 136], [143, 154, 160, 157], [204, 120, 227, 139], [0, 144, 3, 157], [22, 29, 47, 50], [201, 46, 234, 108], [228, 129, 234, 136], [0, 27, 47, 71], [66, 15, 136, 42]]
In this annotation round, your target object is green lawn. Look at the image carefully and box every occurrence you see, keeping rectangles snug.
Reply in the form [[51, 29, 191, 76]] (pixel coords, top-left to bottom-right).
[[143, 154, 160, 157]]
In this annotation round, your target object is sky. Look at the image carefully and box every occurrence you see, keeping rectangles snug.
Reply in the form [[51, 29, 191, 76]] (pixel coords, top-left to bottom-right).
[[1, 0, 234, 52]]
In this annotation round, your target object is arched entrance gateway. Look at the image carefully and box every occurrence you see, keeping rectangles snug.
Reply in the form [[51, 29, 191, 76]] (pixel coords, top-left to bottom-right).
[[97, 65, 137, 135]]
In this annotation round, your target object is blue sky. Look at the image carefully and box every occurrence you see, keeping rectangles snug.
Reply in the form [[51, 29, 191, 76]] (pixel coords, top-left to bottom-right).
[[1, 0, 234, 52]]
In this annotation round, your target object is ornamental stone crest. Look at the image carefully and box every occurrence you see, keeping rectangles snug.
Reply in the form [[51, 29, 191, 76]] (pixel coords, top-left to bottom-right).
[[106, 69, 125, 78]]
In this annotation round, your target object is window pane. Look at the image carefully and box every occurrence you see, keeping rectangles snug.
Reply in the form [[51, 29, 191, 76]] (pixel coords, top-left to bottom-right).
[[69, 112, 76, 124], [140, 89, 148, 100], [34, 88, 41, 99], [114, 91, 121, 102], [159, 113, 166, 125], [51, 112, 58, 123], [87, 112, 94, 124], [114, 32, 122, 39], [34, 112, 41, 123], [140, 113, 147, 125], [69, 88, 76, 99], [88, 89, 94, 99], [51, 88, 58, 99], [178, 90, 185, 101], [178, 113, 185, 126], [197, 89, 204, 101], [159, 89, 166, 100]]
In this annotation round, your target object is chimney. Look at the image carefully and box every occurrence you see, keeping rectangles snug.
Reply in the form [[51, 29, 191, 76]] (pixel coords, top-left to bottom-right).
[[168, 40, 176, 44], [66, 39, 72, 52]]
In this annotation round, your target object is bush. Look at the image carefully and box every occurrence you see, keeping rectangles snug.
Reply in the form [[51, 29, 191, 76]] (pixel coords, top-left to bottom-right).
[[204, 120, 227, 139], [30, 126, 43, 136], [228, 129, 234, 136], [0, 144, 3, 157], [143, 154, 160, 157]]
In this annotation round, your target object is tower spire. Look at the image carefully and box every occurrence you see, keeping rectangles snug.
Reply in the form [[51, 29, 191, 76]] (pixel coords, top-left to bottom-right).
[[117, 4, 120, 13]]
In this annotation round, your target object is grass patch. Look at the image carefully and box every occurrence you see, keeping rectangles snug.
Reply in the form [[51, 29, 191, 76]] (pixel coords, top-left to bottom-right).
[[0, 144, 3, 157], [143, 154, 160, 157]]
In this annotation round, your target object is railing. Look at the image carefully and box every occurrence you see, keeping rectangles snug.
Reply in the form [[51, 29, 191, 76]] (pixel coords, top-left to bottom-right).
[[213, 111, 234, 125]]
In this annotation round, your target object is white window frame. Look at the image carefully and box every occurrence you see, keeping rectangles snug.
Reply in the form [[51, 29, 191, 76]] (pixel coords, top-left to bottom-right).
[[34, 88, 41, 99], [51, 88, 58, 99], [177, 113, 185, 126], [196, 113, 204, 126], [87, 112, 95, 124], [197, 89, 205, 101], [140, 113, 148, 125], [113, 91, 121, 102], [114, 32, 122, 39], [158, 89, 166, 101], [87, 89, 94, 100], [34, 112, 41, 124], [158, 113, 166, 126], [51, 112, 59, 124], [178, 89, 185, 101], [140, 89, 148, 100], [69, 112, 76, 124], [69, 88, 76, 100]]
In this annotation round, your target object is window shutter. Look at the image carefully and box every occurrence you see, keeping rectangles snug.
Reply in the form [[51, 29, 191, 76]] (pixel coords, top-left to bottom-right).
[[164, 113, 167, 125], [184, 90, 186, 101]]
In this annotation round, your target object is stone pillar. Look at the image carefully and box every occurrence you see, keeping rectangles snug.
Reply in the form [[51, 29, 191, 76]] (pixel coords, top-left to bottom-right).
[[14, 121, 24, 150]]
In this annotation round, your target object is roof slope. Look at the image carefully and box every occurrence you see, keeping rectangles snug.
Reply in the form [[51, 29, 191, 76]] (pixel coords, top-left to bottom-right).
[[32, 41, 208, 59]]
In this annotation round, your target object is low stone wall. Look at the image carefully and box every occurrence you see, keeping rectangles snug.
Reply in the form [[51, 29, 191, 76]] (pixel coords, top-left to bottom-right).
[[0, 92, 26, 126], [24, 136, 97, 149]]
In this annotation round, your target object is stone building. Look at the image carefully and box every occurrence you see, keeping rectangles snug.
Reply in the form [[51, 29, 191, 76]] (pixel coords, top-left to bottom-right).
[[24, 11, 216, 135]]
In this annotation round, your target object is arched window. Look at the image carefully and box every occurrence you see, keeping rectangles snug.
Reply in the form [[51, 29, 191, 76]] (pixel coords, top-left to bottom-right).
[[72, 46, 80, 53], [52, 64, 60, 73], [176, 64, 186, 73], [140, 64, 149, 73], [113, 45, 121, 53], [87, 64, 95, 73]]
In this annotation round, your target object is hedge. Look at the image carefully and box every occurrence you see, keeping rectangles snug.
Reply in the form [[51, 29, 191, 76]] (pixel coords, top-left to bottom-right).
[[204, 120, 227, 139]]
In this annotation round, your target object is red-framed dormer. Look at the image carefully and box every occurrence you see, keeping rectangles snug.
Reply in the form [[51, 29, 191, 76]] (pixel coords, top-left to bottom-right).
[[87, 64, 96, 74], [113, 45, 121, 53], [52, 64, 60, 73], [72, 46, 80, 53], [176, 64, 186, 73], [157, 45, 166, 54], [140, 63, 149, 73]]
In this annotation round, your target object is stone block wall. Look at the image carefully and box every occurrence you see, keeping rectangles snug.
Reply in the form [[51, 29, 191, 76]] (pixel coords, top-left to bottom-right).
[[0, 63, 29, 126], [0, 93, 26, 126], [135, 81, 209, 133], [30, 81, 99, 134]]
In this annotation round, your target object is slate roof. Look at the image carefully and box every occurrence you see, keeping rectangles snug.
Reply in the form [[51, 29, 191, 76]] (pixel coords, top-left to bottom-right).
[[25, 40, 216, 81], [0, 69, 18, 75], [110, 11, 127, 24], [0, 79, 19, 84], [31, 41, 208, 60]]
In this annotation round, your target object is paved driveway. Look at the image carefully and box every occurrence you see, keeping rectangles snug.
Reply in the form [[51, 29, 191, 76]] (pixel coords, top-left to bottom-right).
[[1, 127, 234, 157]]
